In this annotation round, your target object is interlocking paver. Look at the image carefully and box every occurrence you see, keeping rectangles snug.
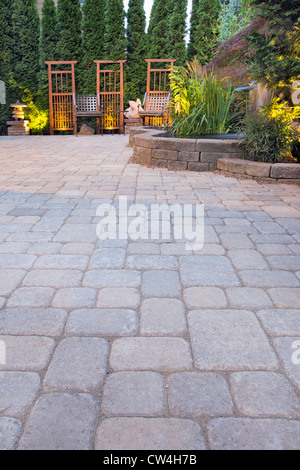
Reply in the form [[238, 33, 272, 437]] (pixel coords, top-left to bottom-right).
[[18, 393, 99, 450], [168, 372, 234, 418], [207, 418, 300, 450], [142, 270, 181, 298], [183, 287, 228, 309], [0, 371, 40, 417], [0, 417, 21, 450], [0, 335, 55, 371], [43, 337, 108, 392], [1, 135, 300, 450], [65, 309, 138, 337], [230, 371, 300, 418], [0, 308, 67, 336], [102, 371, 166, 417], [97, 287, 140, 308], [188, 310, 278, 370], [95, 418, 206, 450], [110, 337, 193, 372], [257, 309, 300, 336]]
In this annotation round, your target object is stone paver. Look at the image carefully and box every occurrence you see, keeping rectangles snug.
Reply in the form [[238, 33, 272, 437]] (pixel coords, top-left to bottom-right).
[[0, 371, 40, 417], [208, 418, 300, 450], [0, 417, 21, 450], [18, 393, 99, 450], [65, 309, 138, 337], [0, 335, 55, 371], [188, 310, 278, 370], [0, 308, 67, 336], [43, 337, 108, 392], [102, 371, 166, 417], [110, 337, 193, 372], [95, 418, 206, 450], [168, 372, 234, 418], [0, 135, 300, 450], [230, 372, 300, 418], [140, 298, 186, 335]]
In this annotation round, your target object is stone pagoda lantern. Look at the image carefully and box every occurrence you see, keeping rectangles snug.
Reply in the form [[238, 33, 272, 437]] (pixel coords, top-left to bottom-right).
[[7, 101, 30, 136]]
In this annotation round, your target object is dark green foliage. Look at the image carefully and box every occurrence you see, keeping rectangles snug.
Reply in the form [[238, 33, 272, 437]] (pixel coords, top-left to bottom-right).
[[10, 0, 40, 95], [82, 0, 106, 94], [168, 0, 188, 65], [193, 0, 221, 65], [148, 0, 172, 58], [241, 98, 300, 162], [56, 0, 82, 61], [249, 0, 300, 96], [126, 0, 148, 101], [104, 0, 126, 60], [39, 0, 57, 111], [0, 0, 17, 135], [187, 0, 199, 60]]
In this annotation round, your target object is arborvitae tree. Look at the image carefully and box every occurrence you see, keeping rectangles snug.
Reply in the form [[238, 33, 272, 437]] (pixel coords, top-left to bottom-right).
[[249, 0, 300, 96], [39, 0, 57, 111], [56, 0, 82, 61], [40, 0, 57, 64], [193, 0, 221, 65], [104, 0, 126, 60], [0, 0, 17, 134], [82, 0, 106, 93], [10, 0, 40, 95], [168, 0, 188, 64], [219, 0, 253, 42], [148, 0, 172, 58], [187, 0, 199, 60], [126, 0, 148, 100]]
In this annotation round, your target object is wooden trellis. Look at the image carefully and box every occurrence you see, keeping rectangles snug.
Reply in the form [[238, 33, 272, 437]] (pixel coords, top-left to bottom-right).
[[95, 60, 126, 134], [46, 61, 77, 135], [140, 59, 176, 127]]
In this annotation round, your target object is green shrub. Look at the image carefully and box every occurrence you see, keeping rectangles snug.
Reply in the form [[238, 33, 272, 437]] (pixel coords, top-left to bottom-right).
[[169, 60, 237, 136], [242, 98, 300, 163]]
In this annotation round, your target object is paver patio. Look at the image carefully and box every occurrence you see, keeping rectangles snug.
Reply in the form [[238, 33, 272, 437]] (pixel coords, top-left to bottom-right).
[[0, 135, 300, 450]]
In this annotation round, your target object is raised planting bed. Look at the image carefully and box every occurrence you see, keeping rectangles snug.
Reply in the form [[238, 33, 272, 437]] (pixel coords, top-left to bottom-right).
[[217, 158, 300, 181], [129, 127, 245, 172]]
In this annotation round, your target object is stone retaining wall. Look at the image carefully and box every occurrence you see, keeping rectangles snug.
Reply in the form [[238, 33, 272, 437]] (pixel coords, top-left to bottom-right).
[[217, 158, 300, 180], [129, 128, 244, 172]]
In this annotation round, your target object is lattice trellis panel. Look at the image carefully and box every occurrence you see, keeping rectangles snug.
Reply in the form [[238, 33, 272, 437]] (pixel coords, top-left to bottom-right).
[[95, 60, 126, 134], [46, 61, 77, 135]]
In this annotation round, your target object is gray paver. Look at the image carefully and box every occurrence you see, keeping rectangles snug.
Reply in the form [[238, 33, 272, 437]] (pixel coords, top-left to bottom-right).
[[0, 269, 26, 296], [0, 371, 40, 417], [95, 418, 206, 450], [22, 269, 83, 288], [83, 269, 141, 288], [110, 337, 193, 372], [142, 270, 181, 298], [208, 418, 300, 450], [44, 337, 108, 392], [188, 310, 278, 370], [52, 288, 96, 309], [97, 287, 140, 308], [6, 287, 55, 308], [0, 417, 21, 450], [180, 256, 240, 286], [140, 298, 187, 335], [273, 337, 300, 389], [0, 308, 67, 336], [0, 335, 55, 371], [18, 393, 99, 450], [168, 372, 234, 418], [183, 287, 228, 309], [230, 371, 300, 418], [65, 309, 138, 337], [89, 248, 126, 269], [102, 372, 166, 417]]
